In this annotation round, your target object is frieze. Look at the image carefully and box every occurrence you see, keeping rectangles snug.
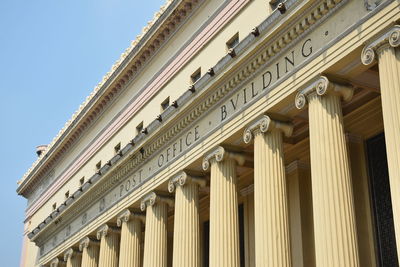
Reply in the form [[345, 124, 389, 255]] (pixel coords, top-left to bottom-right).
[[35, 0, 375, 259]]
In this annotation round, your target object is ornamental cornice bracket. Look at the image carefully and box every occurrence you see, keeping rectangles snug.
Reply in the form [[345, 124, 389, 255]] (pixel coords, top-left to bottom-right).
[[79, 237, 99, 252], [96, 224, 120, 240], [361, 25, 400, 65], [202, 146, 245, 171], [116, 209, 145, 227], [295, 76, 354, 109], [168, 171, 206, 193], [243, 115, 293, 143], [64, 248, 80, 262], [140, 192, 174, 211]]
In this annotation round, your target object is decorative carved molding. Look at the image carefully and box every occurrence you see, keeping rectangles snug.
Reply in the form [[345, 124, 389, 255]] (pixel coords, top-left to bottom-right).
[[78, 237, 99, 252], [140, 192, 174, 211], [63, 248, 80, 262], [361, 25, 400, 65], [167, 171, 206, 193], [96, 224, 120, 240], [295, 76, 354, 109], [243, 115, 293, 143], [116, 209, 145, 227], [202, 146, 245, 171]]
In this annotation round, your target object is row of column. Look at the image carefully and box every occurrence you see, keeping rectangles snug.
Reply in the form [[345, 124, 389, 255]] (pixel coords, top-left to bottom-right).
[[50, 25, 400, 267]]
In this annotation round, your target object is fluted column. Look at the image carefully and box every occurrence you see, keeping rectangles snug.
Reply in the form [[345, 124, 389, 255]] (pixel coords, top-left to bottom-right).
[[64, 248, 82, 267], [50, 258, 66, 267], [362, 25, 400, 261], [168, 171, 206, 267], [96, 224, 120, 267], [79, 237, 100, 267], [141, 192, 174, 267], [202, 146, 245, 267], [243, 115, 293, 267], [295, 76, 359, 267], [116, 209, 144, 267]]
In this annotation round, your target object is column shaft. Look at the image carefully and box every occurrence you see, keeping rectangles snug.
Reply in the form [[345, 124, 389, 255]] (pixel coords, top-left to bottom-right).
[[80, 243, 99, 267], [98, 231, 120, 267], [118, 219, 142, 267], [209, 158, 240, 267], [254, 130, 291, 267], [143, 202, 168, 267], [378, 45, 400, 259], [308, 93, 359, 267], [172, 183, 201, 267], [65, 249, 82, 267]]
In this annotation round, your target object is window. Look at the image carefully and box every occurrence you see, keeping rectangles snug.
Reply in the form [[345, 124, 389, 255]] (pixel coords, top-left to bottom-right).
[[96, 161, 102, 171], [79, 177, 85, 186], [190, 68, 201, 84], [226, 33, 239, 50], [65, 191, 69, 199], [52, 203, 57, 211], [136, 122, 144, 134], [161, 97, 170, 111], [114, 142, 121, 154]]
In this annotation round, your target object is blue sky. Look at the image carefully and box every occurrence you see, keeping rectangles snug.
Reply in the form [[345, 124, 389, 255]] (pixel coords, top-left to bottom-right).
[[0, 0, 164, 265]]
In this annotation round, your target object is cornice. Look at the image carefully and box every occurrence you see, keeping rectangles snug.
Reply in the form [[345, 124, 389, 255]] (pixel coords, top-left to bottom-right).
[[30, 0, 348, 250], [17, 0, 201, 195]]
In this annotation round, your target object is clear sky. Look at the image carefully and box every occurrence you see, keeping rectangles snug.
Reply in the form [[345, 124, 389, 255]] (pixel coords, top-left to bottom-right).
[[0, 0, 164, 265]]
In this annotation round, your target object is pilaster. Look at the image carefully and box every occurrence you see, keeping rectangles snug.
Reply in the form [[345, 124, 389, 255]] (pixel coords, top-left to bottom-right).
[[244, 115, 292, 267]]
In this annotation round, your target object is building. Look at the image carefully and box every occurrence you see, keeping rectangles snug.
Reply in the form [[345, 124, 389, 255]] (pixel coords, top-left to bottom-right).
[[17, 0, 400, 266]]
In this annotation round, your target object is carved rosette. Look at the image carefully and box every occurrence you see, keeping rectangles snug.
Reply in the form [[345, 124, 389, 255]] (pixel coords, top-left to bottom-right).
[[202, 146, 245, 171], [140, 191, 174, 211], [168, 171, 206, 192], [116, 209, 145, 227], [96, 224, 120, 240], [295, 76, 354, 109], [361, 25, 400, 65], [243, 115, 293, 143]]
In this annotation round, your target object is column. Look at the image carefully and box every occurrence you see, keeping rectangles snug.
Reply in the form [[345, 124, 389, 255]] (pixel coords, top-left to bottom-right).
[[295, 76, 359, 267], [116, 209, 144, 267], [243, 115, 293, 267], [79, 237, 99, 267], [362, 25, 400, 261], [50, 258, 66, 267], [168, 171, 206, 267], [202, 146, 245, 267], [64, 248, 82, 267], [141, 192, 174, 267], [96, 224, 120, 267]]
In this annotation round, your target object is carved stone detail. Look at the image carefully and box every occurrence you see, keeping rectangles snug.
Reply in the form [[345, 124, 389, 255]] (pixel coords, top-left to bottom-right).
[[79, 237, 99, 252], [140, 192, 174, 211], [96, 224, 120, 240], [50, 257, 65, 267], [243, 115, 293, 143], [116, 209, 145, 227], [295, 76, 354, 109], [202, 146, 245, 171], [168, 171, 206, 193], [361, 25, 400, 65], [63, 248, 80, 262]]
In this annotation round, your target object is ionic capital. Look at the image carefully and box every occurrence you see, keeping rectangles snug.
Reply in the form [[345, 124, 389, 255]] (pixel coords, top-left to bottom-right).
[[361, 25, 400, 65], [140, 191, 174, 211], [50, 257, 66, 267], [79, 237, 99, 251], [202, 146, 245, 171], [295, 76, 353, 109], [116, 209, 145, 227], [96, 224, 120, 240], [168, 171, 206, 193], [63, 248, 80, 262], [243, 115, 293, 143]]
